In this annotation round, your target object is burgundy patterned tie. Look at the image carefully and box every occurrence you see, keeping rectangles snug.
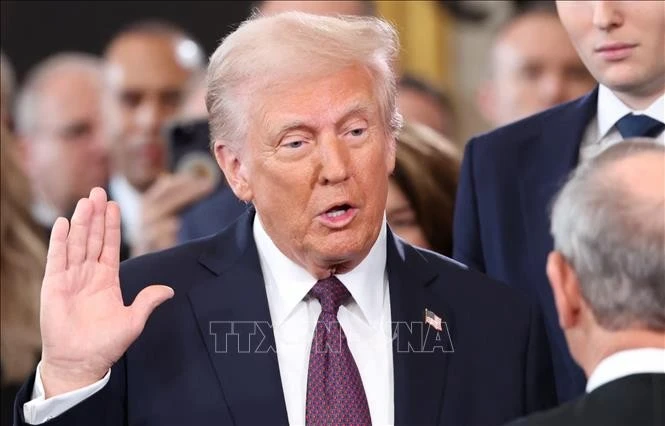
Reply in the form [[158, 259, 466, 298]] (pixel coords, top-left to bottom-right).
[[305, 276, 372, 425]]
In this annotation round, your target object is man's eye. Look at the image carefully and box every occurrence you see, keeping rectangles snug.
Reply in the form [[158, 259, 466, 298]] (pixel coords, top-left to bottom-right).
[[285, 140, 304, 148], [350, 128, 366, 137]]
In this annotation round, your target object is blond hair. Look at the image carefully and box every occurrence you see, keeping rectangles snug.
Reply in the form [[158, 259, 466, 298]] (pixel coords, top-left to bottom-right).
[[206, 11, 401, 151], [0, 124, 46, 383]]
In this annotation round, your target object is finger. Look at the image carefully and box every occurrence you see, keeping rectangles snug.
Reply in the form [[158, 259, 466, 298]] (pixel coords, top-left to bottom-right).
[[45, 217, 70, 277], [66, 198, 93, 267], [143, 173, 204, 207], [86, 187, 108, 262], [142, 174, 176, 205], [129, 285, 175, 332], [143, 178, 213, 221], [99, 201, 122, 269]]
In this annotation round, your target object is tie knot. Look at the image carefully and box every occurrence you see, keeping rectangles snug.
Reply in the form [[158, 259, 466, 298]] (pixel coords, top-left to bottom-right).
[[615, 113, 665, 139], [310, 276, 350, 314]]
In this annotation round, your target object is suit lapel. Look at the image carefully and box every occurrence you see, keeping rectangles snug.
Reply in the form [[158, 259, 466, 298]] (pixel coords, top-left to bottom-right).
[[387, 228, 453, 425], [187, 209, 289, 424], [519, 89, 598, 302]]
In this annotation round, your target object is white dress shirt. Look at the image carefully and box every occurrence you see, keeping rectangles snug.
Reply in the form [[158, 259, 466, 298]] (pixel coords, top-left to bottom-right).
[[255, 212, 394, 425], [31, 198, 60, 230], [108, 173, 142, 246], [24, 213, 394, 425], [578, 85, 664, 162], [586, 348, 665, 393]]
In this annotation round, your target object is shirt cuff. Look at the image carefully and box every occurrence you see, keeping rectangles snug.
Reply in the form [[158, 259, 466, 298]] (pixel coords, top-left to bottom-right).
[[22, 361, 111, 424]]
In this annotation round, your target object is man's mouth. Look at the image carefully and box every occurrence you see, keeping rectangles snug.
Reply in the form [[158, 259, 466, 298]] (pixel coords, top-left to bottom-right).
[[318, 203, 358, 228]]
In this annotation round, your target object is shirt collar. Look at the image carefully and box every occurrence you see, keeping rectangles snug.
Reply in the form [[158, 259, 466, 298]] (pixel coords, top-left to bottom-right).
[[597, 84, 665, 142], [586, 347, 665, 393], [31, 198, 60, 228], [108, 174, 142, 245], [253, 211, 387, 328]]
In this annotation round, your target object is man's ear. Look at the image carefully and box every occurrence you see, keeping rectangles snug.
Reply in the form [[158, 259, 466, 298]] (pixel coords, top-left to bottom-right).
[[546, 250, 583, 330], [213, 140, 253, 202], [475, 80, 497, 126]]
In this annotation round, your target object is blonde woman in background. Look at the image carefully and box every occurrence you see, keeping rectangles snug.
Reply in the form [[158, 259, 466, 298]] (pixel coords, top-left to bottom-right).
[[1, 122, 46, 425]]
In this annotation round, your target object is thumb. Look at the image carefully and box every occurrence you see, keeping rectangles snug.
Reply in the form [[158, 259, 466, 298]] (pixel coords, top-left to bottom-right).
[[129, 285, 175, 331]]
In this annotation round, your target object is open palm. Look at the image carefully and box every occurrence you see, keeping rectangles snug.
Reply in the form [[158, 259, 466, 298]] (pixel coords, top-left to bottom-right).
[[39, 187, 173, 397]]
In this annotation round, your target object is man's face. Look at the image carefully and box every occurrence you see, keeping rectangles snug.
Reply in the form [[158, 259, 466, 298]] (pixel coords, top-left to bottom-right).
[[484, 12, 595, 126], [105, 34, 193, 192], [233, 65, 395, 274], [27, 70, 109, 214], [397, 88, 453, 137], [556, 1, 665, 98]]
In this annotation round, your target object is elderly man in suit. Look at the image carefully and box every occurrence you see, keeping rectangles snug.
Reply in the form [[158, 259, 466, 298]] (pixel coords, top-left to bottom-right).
[[506, 140, 665, 425], [453, 0, 664, 403], [15, 12, 556, 426]]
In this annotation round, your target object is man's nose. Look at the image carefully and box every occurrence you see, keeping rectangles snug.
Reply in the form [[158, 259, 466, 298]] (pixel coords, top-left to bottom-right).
[[135, 100, 160, 136], [591, 1, 623, 31], [318, 135, 351, 186]]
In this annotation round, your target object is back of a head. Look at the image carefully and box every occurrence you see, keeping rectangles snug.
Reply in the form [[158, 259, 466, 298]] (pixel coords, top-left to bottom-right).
[[392, 121, 461, 256], [551, 139, 665, 332], [206, 11, 400, 150], [15, 52, 103, 138]]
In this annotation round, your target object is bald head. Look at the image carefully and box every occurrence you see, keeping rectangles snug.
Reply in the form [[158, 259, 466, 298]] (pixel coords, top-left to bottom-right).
[[257, 0, 374, 17], [551, 139, 665, 333], [606, 149, 664, 204], [104, 22, 204, 192], [478, 10, 595, 126]]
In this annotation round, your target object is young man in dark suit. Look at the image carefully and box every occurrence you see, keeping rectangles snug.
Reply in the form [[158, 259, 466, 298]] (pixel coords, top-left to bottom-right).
[[453, 0, 664, 403], [506, 140, 665, 425]]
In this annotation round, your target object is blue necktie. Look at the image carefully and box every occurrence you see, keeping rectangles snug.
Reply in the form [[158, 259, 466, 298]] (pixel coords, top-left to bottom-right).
[[615, 113, 665, 139]]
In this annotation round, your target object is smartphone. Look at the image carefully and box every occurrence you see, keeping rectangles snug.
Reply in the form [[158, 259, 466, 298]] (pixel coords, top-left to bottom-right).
[[164, 117, 223, 188]]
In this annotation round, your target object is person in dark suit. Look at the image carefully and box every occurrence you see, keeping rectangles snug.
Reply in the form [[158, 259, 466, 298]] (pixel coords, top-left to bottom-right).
[[453, 0, 664, 403], [505, 140, 665, 426], [14, 12, 556, 425]]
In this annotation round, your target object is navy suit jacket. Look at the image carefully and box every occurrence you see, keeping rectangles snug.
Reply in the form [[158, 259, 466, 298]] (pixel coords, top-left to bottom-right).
[[178, 184, 249, 243], [15, 209, 557, 425], [453, 89, 599, 403]]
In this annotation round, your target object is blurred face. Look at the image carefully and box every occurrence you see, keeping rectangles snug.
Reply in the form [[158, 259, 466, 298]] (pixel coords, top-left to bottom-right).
[[397, 88, 453, 137], [259, 1, 368, 16], [105, 34, 193, 192], [26, 69, 109, 215], [386, 179, 429, 249], [556, 1, 665, 103], [221, 65, 395, 277], [483, 12, 595, 126]]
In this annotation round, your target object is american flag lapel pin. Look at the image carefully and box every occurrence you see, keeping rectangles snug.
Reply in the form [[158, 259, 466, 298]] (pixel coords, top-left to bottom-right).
[[424, 308, 443, 331]]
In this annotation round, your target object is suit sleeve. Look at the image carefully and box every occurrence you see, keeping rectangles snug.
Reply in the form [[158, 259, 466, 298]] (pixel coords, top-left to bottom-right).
[[523, 301, 558, 414], [14, 357, 127, 426], [452, 137, 486, 272]]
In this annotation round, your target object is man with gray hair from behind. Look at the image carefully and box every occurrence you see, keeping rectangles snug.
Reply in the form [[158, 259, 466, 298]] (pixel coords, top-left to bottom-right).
[[506, 139, 665, 426]]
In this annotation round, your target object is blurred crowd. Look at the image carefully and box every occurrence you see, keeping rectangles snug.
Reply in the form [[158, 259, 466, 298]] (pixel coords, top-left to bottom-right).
[[1, 1, 663, 425]]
